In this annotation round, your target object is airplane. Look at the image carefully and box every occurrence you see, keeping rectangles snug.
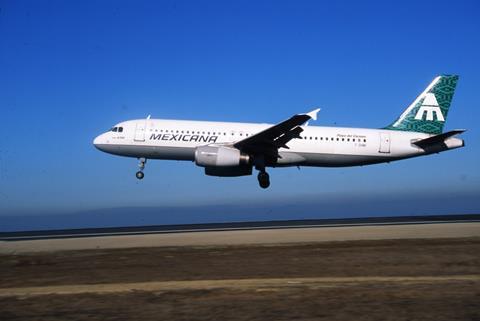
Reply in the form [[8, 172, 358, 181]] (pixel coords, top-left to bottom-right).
[[94, 75, 465, 188]]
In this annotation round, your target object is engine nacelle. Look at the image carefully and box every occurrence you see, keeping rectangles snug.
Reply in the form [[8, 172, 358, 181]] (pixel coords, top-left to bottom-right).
[[195, 146, 250, 167], [204, 166, 252, 177]]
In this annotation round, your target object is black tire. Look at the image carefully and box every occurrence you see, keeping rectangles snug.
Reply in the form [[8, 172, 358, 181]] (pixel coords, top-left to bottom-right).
[[257, 172, 270, 189], [259, 180, 270, 189], [136, 171, 145, 180]]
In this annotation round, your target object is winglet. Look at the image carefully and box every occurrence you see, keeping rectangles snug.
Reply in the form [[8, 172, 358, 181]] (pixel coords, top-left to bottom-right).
[[304, 108, 321, 121]]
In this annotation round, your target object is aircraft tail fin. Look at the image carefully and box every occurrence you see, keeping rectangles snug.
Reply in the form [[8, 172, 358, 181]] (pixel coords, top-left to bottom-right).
[[384, 75, 459, 134]]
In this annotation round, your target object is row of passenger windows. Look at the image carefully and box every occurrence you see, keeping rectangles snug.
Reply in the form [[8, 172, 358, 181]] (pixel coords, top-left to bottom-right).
[[111, 127, 124, 132], [149, 128, 367, 143], [301, 136, 367, 143], [149, 128, 250, 136]]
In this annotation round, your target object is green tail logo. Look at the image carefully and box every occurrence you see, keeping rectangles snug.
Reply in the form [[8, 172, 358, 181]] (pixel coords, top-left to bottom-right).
[[384, 75, 459, 134]]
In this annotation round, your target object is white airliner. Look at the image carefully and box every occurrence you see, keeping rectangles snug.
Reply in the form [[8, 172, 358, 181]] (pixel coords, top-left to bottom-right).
[[94, 75, 465, 188]]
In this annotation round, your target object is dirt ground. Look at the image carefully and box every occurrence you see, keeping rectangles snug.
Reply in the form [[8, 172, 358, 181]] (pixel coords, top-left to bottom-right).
[[1, 237, 479, 320]]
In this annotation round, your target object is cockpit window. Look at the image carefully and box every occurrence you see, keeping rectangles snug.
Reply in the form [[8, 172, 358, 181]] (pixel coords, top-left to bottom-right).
[[110, 126, 123, 132]]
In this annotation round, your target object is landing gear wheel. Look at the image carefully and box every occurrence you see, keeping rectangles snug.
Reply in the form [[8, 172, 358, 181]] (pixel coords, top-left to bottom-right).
[[136, 158, 147, 180], [257, 172, 270, 189]]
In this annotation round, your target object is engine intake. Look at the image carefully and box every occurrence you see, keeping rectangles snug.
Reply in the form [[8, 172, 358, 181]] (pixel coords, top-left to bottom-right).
[[195, 146, 250, 167]]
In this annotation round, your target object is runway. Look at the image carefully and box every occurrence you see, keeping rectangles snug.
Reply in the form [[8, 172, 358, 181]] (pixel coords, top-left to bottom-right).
[[1, 218, 479, 253], [1, 237, 479, 321], [2, 215, 479, 321], [3, 214, 479, 241]]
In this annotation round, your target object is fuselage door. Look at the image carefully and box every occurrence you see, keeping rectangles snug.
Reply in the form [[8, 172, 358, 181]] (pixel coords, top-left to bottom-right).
[[379, 133, 391, 153], [134, 120, 146, 142]]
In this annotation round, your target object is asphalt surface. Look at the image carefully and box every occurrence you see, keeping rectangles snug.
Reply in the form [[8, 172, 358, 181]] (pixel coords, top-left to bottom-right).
[[1, 220, 479, 253], [1, 214, 479, 241]]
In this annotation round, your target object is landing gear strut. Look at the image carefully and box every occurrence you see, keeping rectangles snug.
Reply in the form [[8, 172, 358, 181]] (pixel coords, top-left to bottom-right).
[[136, 157, 146, 180], [254, 155, 270, 189]]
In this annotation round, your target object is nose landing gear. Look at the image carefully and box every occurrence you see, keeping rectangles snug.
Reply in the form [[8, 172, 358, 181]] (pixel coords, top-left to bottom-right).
[[136, 157, 147, 180]]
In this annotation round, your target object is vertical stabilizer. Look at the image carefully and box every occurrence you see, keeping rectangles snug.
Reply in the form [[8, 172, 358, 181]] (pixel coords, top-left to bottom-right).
[[384, 75, 459, 134]]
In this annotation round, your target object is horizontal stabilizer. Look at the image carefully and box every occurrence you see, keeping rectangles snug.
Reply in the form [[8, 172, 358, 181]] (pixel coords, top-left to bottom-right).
[[413, 129, 465, 148]]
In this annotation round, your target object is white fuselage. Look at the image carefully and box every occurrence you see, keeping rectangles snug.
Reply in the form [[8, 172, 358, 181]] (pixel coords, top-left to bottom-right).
[[93, 118, 464, 167]]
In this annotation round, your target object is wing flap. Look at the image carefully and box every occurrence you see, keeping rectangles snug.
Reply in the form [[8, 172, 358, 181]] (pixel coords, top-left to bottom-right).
[[274, 126, 304, 149], [234, 108, 319, 154]]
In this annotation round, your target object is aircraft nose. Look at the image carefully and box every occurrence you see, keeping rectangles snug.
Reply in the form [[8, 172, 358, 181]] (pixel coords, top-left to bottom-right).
[[93, 134, 106, 150]]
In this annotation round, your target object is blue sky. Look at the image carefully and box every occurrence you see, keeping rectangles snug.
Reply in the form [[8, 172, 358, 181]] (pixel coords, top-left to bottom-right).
[[0, 0, 479, 223]]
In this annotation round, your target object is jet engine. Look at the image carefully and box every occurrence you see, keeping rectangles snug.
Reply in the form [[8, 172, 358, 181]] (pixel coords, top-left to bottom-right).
[[195, 146, 250, 167]]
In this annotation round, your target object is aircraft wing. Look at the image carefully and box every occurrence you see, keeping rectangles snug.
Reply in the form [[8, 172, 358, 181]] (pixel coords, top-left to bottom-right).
[[233, 108, 320, 156]]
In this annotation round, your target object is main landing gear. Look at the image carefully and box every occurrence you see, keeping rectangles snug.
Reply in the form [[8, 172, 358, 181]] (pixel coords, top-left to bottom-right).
[[254, 155, 270, 189], [136, 157, 146, 180], [257, 171, 270, 189]]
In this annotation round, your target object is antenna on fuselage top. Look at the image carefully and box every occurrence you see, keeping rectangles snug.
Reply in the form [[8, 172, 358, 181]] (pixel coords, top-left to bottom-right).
[[147, 115, 151, 119]]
